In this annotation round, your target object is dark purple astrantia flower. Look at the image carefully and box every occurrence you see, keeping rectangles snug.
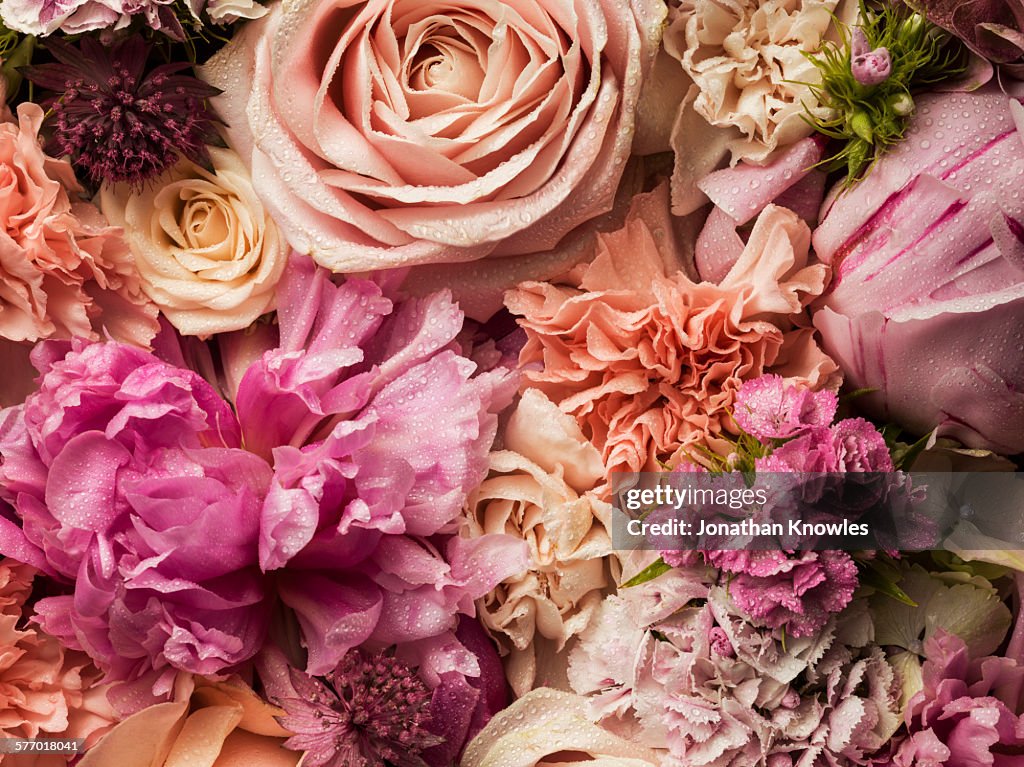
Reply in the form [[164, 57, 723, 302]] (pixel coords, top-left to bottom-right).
[[24, 35, 221, 187], [278, 650, 442, 767]]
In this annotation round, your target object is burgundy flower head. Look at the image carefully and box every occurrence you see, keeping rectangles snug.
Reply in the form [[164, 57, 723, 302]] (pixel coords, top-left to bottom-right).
[[25, 35, 221, 188], [278, 650, 443, 767]]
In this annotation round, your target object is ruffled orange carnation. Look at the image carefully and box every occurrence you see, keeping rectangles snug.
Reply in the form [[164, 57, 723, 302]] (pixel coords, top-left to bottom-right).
[[505, 184, 837, 476], [0, 104, 158, 345], [0, 560, 115, 767]]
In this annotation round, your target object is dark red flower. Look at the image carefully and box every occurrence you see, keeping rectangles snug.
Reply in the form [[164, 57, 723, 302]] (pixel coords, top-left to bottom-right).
[[278, 650, 443, 767], [24, 35, 221, 187]]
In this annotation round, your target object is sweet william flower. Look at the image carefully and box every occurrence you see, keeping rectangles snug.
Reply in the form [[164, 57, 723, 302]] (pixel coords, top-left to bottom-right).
[[851, 28, 892, 86], [733, 374, 838, 441], [718, 550, 858, 638]]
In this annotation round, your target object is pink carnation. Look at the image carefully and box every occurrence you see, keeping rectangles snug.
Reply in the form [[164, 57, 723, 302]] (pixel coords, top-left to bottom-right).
[[507, 187, 834, 475], [884, 631, 1024, 767], [733, 374, 837, 440], [0, 340, 268, 703], [763, 419, 893, 474], [0, 103, 157, 346], [1, 255, 527, 710], [723, 550, 858, 638]]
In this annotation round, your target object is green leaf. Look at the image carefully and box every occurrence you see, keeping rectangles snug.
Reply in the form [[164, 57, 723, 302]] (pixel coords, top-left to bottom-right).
[[841, 387, 880, 401], [860, 562, 918, 607], [892, 429, 934, 470], [621, 558, 672, 588]]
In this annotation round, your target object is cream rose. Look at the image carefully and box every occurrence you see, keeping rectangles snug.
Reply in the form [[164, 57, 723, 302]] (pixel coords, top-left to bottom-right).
[[200, 0, 666, 272], [465, 388, 616, 696], [101, 146, 287, 337]]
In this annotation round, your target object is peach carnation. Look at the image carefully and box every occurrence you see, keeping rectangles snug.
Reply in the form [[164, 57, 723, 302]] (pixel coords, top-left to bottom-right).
[[505, 184, 836, 476], [464, 389, 616, 696], [0, 104, 157, 346], [0, 560, 115, 767]]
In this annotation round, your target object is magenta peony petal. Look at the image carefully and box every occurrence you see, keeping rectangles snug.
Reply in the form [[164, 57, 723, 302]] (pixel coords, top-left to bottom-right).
[[277, 570, 383, 676]]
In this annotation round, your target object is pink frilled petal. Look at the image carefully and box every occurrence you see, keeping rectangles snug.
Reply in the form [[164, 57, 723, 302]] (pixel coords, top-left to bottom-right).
[[259, 417, 380, 572], [733, 374, 838, 440], [370, 534, 528, 645], [358, 352, 514, 535], [695, 205, 745, 283], [417, 618, 509, 765], [719, 204, 829, 317], [276, 570, 383, 676]]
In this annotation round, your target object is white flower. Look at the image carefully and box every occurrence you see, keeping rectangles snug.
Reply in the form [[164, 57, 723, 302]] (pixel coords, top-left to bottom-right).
[[664, 0, 846, 162]]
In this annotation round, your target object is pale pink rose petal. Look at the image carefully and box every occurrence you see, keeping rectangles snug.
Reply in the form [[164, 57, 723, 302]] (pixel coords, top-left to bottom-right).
[[201, 0, 665, 272]]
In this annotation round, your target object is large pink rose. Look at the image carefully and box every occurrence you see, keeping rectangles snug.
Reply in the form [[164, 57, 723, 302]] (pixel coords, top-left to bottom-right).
[[201, 0, 665, 271]]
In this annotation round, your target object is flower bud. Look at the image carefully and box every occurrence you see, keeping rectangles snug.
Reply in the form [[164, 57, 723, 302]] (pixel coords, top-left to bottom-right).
[[899, 12, 925, 40], [852, 45, 892, 86], [889, 92, 915, 116], [850, 112, 874, 143]]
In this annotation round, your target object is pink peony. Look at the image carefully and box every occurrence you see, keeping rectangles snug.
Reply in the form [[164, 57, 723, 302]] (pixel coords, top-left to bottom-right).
[[885, 630, 1024, 767], [0, 103, 157, 346], [200, 0, 665, 271], [235, 255, 528, 676], [0, 340, 269, 704], [813, 88, 1024, 454], [507, 186, 834, 475]]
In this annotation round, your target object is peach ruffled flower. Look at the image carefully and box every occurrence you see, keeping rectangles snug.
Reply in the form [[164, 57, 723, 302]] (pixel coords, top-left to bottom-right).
[[464, 388, 617, 697], [77, 675, 298, 767], [505, 184, 837, 476], [0, 560, 116, 767], [0, 103, 158, 346]]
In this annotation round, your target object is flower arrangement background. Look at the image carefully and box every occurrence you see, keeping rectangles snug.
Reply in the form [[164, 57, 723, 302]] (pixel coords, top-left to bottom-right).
[[0, 0, 1020, 765]]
